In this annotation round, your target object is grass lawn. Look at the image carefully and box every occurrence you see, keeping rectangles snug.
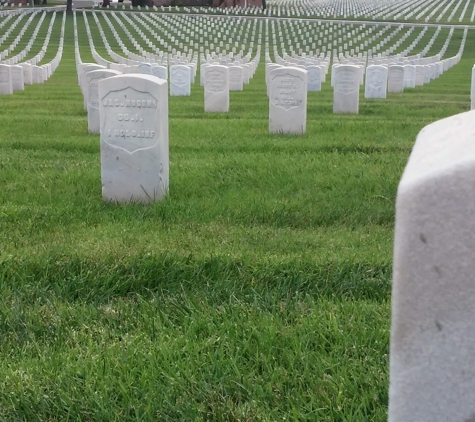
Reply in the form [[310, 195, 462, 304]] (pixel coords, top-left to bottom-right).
[[0, 10, 473, 421]]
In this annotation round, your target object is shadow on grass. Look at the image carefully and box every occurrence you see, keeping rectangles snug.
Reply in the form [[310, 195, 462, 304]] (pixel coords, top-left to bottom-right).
[[1, 253, 392, 305]]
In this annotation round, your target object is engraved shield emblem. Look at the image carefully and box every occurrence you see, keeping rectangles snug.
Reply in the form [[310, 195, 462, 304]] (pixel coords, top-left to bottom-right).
[[270, 73, 304, 111], [101, 87, 158, 154], [206, 69, 225, 94], [172, 67, 188, 87], [335, 68, 358, 95]]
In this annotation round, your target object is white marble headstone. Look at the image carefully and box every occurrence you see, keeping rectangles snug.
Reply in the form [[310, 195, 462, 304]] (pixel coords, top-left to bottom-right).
[[365, 65, 387, 99], [228, 66, 243, 91], [204, 65, 229, 112], [0, 64, 12, 95], [333, 65, 360, 114], [20, 63, 32, 85], [390, 109, 475, 422], [415, 65, 425, 86], [306, 65, 322, 92], [269, 67, 307, 134], [99, 74, 169, 203], [86, 69, 121, 134], [388, 65, 404, 93], [170, 65, 191, 96], [152, 64, 167, 81], [403, 65, 416, 89], [10, 65, 24, 91]]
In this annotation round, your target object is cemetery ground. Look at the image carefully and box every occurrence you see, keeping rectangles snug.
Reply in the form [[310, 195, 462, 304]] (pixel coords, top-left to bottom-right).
[[0, 10, 473, 421]]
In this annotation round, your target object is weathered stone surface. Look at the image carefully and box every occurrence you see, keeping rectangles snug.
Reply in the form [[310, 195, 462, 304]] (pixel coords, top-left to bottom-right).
[[390, 109, 475, 422]]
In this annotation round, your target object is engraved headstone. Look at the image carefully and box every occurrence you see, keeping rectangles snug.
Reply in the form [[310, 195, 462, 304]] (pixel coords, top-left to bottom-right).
[[365, 65, 387, 99], [306, 65, 322, 92], [20, 63, 32, 85], [31, 65, 41, 84], [269, 67, 307, 134], [87, 69, 121, 134], [204, 65, 229, 112], [403, 65, 416, 89], [333, 65, 360, 114], [10, 65, 23, 91], [228, 66, 243, 91], [81, 64, 105, 110], [415, 65, 425, 86], [152, 64, 167, 81], [390, 110, 475, 422], [99, 74, 169, 204], [0, 64, 12, 95], [170, 65, 191, 96], [388, 65, 405, 93], [138, 63, 153, 75]]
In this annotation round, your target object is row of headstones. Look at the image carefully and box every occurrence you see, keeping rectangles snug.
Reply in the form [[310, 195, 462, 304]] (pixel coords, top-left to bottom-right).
[[265, 47, 463, 134], [78, 9, 260, 94], [271, 24, 463, 84], [99, 9, 447, 69], [87, 9, 407, 76], [0, 9, 34, 52], [1, 10, 56, 66], [0, 11, 64, 94], [269, 24, 453, 63], [272, 21, 411, 57], [78, 7, 464, 87], [267, 0, 466, 21], [80, 59, 254, 135], [83, 9, 456, 72], [81, 10, 196, 71], [0, 10, 40, 60], [86, 8, 263, 56], [101, 3, 269, 17]]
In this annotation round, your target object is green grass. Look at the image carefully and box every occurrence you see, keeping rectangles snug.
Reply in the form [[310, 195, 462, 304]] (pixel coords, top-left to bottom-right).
[[0, 10, 473, 421]]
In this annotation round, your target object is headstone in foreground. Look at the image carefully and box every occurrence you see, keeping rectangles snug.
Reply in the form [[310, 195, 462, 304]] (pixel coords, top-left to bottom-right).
[[99, 74, 168, 203], [389, 110, 475, 422], [269, 67, 307, 134]]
